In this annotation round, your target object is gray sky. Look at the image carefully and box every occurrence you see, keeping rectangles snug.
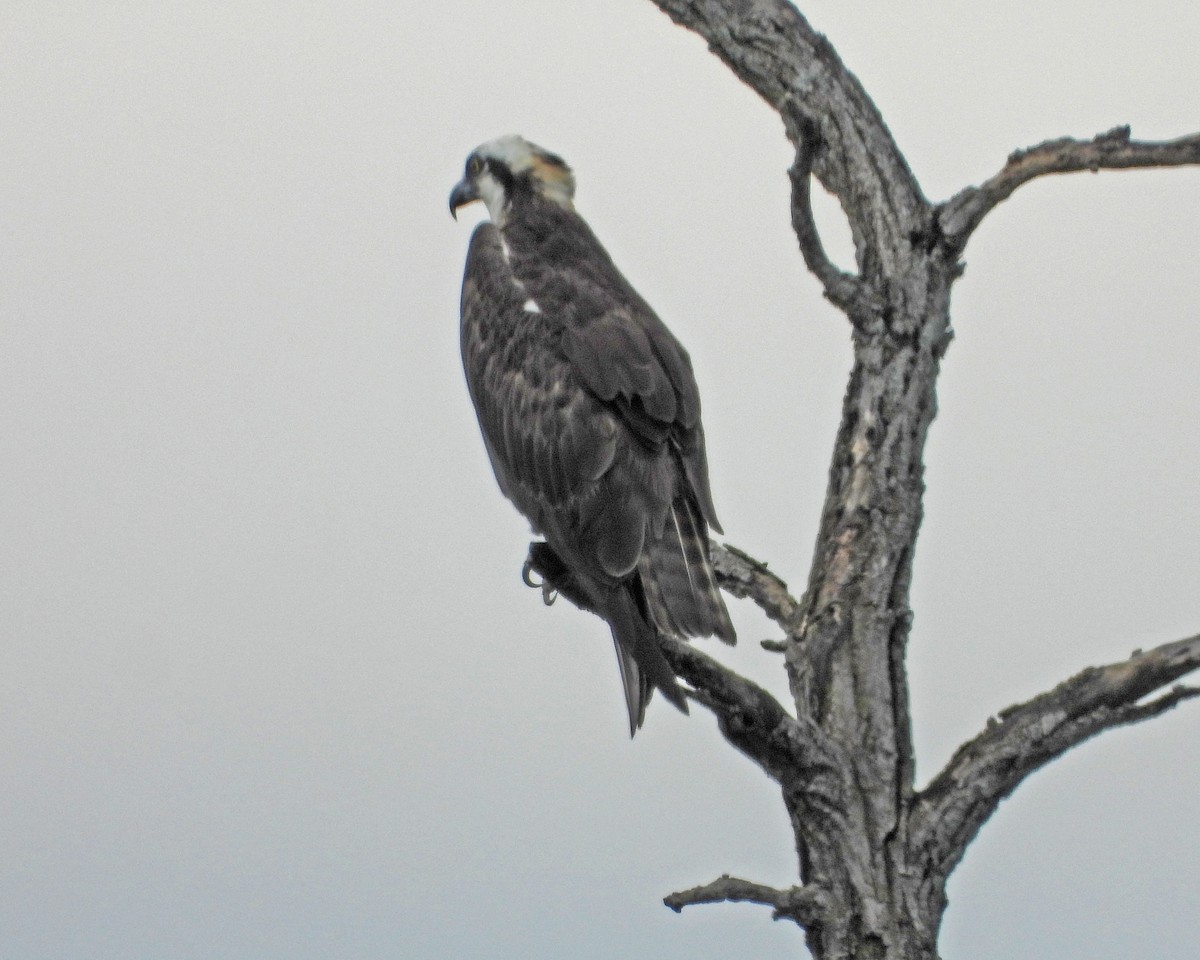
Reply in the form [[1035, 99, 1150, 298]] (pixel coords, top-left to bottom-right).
[[2, 2, 1198, 958]]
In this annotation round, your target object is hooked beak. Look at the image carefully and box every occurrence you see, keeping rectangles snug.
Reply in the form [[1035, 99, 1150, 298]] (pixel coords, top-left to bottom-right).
[[448, 178, 479, 220]]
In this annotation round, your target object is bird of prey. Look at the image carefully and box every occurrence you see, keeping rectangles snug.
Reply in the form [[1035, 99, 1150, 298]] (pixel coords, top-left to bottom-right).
[[449, 135, 735, 734]]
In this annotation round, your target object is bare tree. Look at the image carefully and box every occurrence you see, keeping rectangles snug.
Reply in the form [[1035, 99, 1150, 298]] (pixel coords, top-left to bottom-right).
[[523, 3, 1200, 958]]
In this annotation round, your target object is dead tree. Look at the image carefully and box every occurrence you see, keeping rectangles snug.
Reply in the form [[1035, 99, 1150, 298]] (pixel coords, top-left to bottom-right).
[[531, 3, 1200, 958]]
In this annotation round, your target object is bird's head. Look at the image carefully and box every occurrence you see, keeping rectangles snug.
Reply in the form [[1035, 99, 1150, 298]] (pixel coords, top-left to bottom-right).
[[449, 135, 575, 226]]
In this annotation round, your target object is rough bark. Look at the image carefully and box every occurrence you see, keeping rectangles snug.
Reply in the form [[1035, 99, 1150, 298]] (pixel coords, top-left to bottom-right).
[[543, 3, 1200, 957]]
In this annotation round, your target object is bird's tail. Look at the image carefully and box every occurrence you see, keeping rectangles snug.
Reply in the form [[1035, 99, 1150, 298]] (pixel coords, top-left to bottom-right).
[[524, 497, 735, 736], [524, 541, 685, 734], [599, 492, 737, 735], [605, 586, 688, 735], [637, 495, 736, 647], [607, 494, 736, 734]]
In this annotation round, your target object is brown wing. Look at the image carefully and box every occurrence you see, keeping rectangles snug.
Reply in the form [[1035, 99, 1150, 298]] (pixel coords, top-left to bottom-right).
[[460, 223, 622, 521], [505, 202, 725, 535], [559, 308, 724, 536]]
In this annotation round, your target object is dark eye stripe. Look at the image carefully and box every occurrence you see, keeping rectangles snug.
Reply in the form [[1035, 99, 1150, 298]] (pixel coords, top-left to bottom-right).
[[484, 157, 515, 191]]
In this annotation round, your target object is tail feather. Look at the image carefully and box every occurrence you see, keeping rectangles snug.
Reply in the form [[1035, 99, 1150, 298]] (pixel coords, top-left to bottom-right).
[[612, 641, 651, 734], [605, 587, 688, 735], [639, 497, 736, 645]]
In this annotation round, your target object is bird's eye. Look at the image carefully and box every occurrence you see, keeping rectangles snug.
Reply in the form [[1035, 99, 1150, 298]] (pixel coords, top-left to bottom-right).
[[467, 156, 484, 177]]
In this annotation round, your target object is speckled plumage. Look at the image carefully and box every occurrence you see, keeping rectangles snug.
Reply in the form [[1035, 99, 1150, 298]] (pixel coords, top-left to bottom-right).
[[452, 136, 735, 733]]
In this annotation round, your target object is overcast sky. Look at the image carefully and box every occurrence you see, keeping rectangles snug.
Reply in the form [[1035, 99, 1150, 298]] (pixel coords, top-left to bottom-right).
[[3, 2, 1198, 958]]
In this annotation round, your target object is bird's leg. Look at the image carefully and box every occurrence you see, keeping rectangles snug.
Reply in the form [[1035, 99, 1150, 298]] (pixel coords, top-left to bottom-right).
[[522, 543, 559, 606], [523, 541, 614, 614]]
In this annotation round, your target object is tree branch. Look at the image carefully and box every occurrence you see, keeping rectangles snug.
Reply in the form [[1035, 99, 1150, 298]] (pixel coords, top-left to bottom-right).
[[710, 541, 803, 634], [785, 116, 885, 328], [659, 635, 842, 791], [647, 0, 927, 282], [664, 873, 827, 927], [938, 126, 1200, 250], [910, 633, 1200, 878], [524, 539, 842, 790]]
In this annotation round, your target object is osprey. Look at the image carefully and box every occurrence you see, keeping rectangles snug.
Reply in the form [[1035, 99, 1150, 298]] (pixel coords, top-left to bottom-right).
[[450, 135, 735, 734]]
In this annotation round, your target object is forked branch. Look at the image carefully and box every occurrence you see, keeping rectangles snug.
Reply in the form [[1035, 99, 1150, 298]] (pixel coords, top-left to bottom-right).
[[938, 126, 1200, 250], [647, 0, 926, 281], [659, 635, 841, 788], [910, 633, 1200, 877]]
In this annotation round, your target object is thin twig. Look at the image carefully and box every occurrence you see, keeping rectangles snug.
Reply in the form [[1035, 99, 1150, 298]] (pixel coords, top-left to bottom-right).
[[664, 873, 827, 927], [710, 541, 803, 634], [786, 117, 884, 329]]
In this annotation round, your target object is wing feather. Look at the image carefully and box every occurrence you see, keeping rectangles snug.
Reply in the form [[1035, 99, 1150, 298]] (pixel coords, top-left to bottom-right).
[[460, 224, 620, 518], [510, 209, 719, 530]]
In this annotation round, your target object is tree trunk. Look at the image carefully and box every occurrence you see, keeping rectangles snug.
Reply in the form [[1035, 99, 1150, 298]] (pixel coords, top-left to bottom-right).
[[536, 3, 1200, 957], [781, 254, 951, 959]]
